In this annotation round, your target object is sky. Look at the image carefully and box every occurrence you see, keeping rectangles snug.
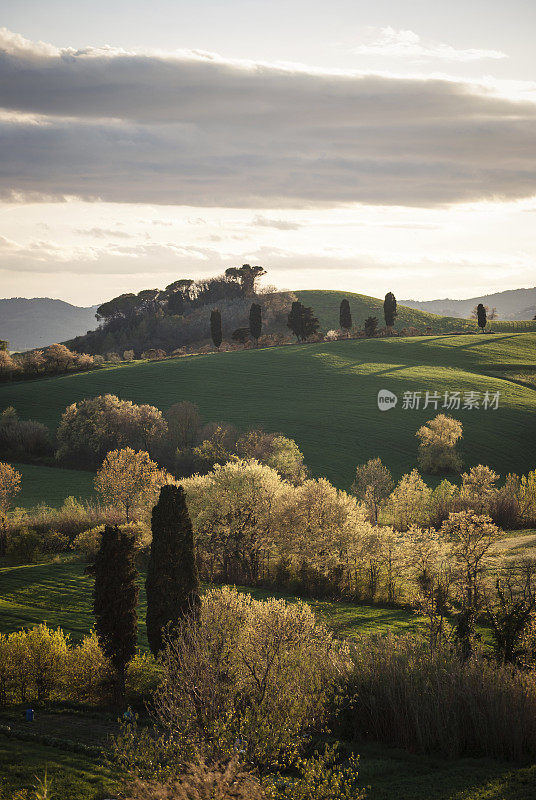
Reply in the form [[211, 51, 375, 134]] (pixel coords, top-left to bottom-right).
[[0, 0, 535, 305]]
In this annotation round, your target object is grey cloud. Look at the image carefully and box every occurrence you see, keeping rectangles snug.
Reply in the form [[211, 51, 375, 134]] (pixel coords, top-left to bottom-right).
[[1, 29, 536, 207], [253, 215, 302, 230], [76, 227, 133, 238]]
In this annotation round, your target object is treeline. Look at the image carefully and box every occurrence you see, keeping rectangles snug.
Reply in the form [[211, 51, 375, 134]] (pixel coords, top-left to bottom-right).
[[0, 343, 97, 383]]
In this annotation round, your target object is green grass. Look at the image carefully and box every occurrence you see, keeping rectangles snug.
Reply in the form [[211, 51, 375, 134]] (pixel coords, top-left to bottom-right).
[[296, 289, 536, 334], [1, 332, 535, 504], [11, 463, 95, 508], [0, 560, 422, 646]]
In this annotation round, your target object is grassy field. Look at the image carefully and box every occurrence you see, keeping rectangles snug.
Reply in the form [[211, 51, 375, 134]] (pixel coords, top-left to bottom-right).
[[11, 463, 95, 507], [0, 559, 423, 646], [296, 290, 536, 334], [1, 332, 535, 502]]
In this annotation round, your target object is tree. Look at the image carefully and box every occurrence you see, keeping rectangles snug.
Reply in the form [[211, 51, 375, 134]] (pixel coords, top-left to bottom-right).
[[93, 525, 138, 703], [383, 292, 397, 330], [146, 485, 200, 657], [287, 302, 319, 342], [210, 309, 223, 350], [249, 303, 262, 345], [352, 458, 393, 524], [339, 299, 352, 336], [364, 316, 378, 337], [460, 464, 499, 512], [231, 327, 250, 346], [225, 264, 266, 296], [94, 448, 170, 522], [0, 462, 21, 556], [476, 303, 487, 332], [164, 401, 201, 450], [416, 414, 463, 474]]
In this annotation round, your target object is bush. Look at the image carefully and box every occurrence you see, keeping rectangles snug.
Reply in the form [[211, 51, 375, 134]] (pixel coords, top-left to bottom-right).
[[127, 588, 349, 773], [123, 760, 265, 800], [0, 408, 52, 458], [340, 634, 536, 759]]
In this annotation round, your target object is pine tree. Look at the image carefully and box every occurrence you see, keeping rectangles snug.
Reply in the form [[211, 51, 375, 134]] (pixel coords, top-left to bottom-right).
[[364, 316, 379, 338], [383, 292, 397, 329], [146, 485, 200, 657], [339, 299, 352, 334], [287, 301, 319, 342], [93, 525, 138, 703], [210, 309, 223, 349], [249, 303, 262, 345]]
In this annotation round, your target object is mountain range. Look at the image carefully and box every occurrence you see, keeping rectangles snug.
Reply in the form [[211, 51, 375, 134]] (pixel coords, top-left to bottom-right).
[[0, 298, 99, 352], [401, 287, 536, 320]]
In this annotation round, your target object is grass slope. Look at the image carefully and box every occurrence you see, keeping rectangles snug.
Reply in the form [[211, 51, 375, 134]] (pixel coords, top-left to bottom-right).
[[296, 289, 536, 333], [0, 560, 421, 646], [0, 333, 535, 499], [11, 462, 95, 507]]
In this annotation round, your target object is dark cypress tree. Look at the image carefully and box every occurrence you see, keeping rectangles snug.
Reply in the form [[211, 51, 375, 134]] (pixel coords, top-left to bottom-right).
[[146, 485, 200, 657], [287, 301, 305, 341], [93, 525, 138, 704], [249, 302, 262, 346], [210, 308, 223, 349], [339, 299, 352, 334], [477, 303, 487, 332], [383, 292, 397, 329], [364, 316, 379, 338], [287, 302, 320, 342]]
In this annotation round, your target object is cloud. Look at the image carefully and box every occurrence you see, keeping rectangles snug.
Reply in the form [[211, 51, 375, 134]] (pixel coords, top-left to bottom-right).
[[252, 215, 302, 230], [76, 227, 133, 239], [352, 27, 507, 63], [0, 28, 534, 208]]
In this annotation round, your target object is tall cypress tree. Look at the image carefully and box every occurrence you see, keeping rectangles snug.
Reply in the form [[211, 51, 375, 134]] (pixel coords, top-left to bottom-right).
[[339, 299, 352, 334], [146, 484, 200, 657], [93, 525, 138, 703], [210, 309, 223, 349], [383, 292, 397, 329], [287, 301, 305, 341], [249, 302, 262, 346], [477, 303, 487, 332]]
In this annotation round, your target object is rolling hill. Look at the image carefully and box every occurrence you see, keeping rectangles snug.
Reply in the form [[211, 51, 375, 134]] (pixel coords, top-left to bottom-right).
[[0, 332, 535, 505], [401, 286, 536, 321], [0, 298, 99, 352]]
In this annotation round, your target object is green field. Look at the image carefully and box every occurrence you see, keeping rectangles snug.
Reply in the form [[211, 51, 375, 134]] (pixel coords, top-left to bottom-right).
[[1, 332, 535, 502], [11, 463, 95, 507], [296, 290, 536, 334], [0, 560, 422, 646]]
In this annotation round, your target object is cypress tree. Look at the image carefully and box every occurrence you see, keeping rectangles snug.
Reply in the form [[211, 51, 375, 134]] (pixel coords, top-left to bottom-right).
[[339, 299, 352, 334], [146, 484, 200, 657], [477, 303, 487, 332], [287, 301, 305, 341], [93, 525, 138, 704], [210, 309, 223, 349], [249, 302, 262, 345], [383, 292, 397, 329]]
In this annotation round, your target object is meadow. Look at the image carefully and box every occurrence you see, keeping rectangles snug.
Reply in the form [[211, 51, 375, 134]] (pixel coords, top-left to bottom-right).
[[1, 332, 535, 504]]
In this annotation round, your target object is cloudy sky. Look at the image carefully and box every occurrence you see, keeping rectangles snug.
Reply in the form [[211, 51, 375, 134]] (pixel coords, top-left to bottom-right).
[[1, 0, 535, 305]]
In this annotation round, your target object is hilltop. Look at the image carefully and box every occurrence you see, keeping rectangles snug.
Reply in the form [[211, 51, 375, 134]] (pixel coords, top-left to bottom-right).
[[401, 286, 536, 320]]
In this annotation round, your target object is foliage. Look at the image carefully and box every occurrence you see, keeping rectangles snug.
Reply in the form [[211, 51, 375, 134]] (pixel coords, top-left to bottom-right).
[[150, 588, 350, 771], [56, 394, 167, 468], [0, 408, 52, 459], [210, 309, 223, 350], [383, 292, 397, 329], [416, 414, 463, 474], [146, 485, 200, 657], [351, 458, 393, 524], [339, 299, 352, 332], [95, 448, 171, 522], [287, 302, 319, 342], [363, 317, 378, 337], [0, 462, 21, 555], [342, 633, 536, 759], [93, 525, 139, 701], [249, 302, 263, 344], [389, 469, 432, 530]]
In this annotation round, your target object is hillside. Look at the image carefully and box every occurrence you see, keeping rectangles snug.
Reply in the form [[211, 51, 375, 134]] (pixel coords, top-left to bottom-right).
[[401, 286, 536, 320], [0, 298, 99, 352], [1, 333, 535, 502]]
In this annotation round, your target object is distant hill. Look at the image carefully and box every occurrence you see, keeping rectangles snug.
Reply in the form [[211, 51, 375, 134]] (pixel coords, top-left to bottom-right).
[[400, 287, 536, 320], [0, 298, 99, 352]]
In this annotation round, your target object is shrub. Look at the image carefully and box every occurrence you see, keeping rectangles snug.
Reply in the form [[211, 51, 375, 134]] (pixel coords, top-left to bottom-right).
[[416, 414, 463, 475], [123, 759, 265, 800], [340, 634, 536, 760], [151, 588, 350, 771]]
